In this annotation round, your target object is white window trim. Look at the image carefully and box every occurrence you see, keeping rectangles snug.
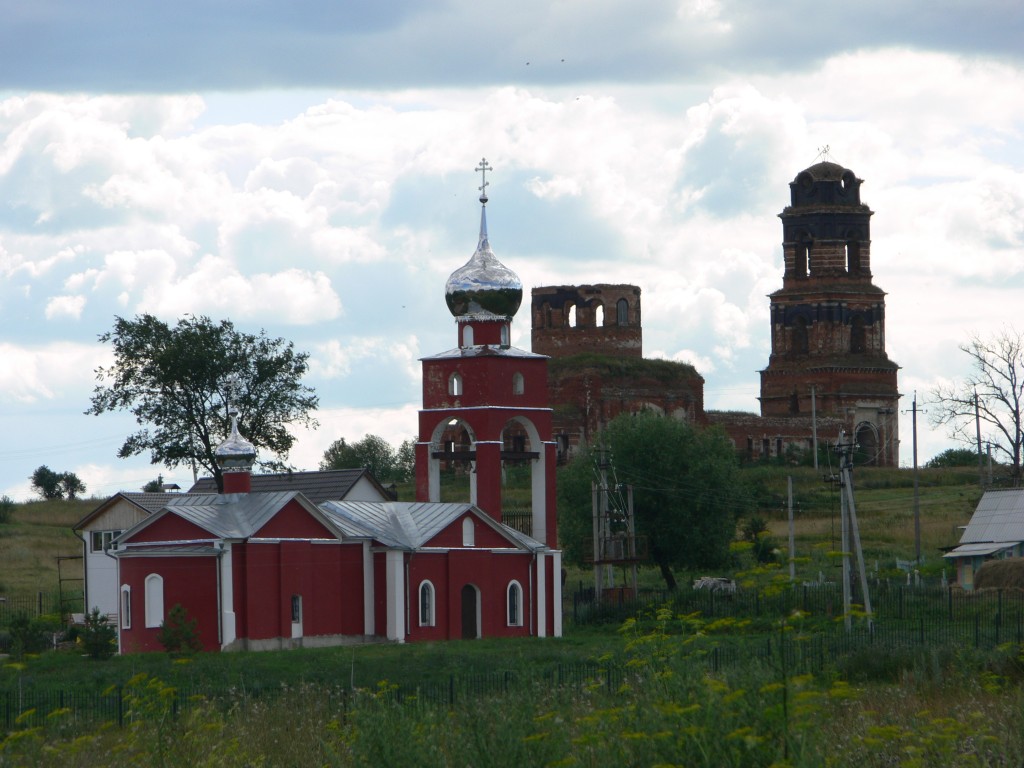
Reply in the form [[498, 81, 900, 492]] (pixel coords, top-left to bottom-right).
[[419, 580, 435, 627], [120, 585, 132, 630], [144, 573, 164, 628], [507, 580, 523, 627]]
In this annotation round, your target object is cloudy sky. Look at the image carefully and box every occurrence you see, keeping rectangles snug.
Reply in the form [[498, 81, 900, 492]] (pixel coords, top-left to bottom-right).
[[1, 0, 1022, 501]]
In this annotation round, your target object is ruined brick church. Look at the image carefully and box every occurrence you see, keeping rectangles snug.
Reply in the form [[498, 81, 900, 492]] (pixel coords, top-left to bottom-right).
[[534, 159, 900, 466]]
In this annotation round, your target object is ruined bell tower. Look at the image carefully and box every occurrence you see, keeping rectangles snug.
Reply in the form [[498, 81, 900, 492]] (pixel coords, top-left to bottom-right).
[[759, 159, 900, 465]]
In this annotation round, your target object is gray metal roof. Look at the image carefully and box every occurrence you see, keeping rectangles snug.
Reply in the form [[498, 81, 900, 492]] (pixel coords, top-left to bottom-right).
[[958, 489, 1024, 545], [319, 500, 546, 551], [165, 491, 329, 540], [944, 542, 1017, 559], [187, 468, 390, 505], [422, 345, 546, 361]]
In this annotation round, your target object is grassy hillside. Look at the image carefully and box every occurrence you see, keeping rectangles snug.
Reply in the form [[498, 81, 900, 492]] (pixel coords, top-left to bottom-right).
[[741, 465, 983, 574], [0, 464, 988, 603], [0, 498, 94, 599]]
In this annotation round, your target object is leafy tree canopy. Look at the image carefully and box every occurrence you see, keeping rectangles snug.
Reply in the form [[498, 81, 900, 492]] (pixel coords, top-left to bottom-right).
[[320, 434, 416, 483], [30, 465, 86, 500], [924, 447, 982, 469], [557, 412, 752, 590], [87, 314, 318, 491]]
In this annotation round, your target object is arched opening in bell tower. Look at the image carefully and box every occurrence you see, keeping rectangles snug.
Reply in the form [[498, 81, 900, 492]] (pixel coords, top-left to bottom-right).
[[616, 298, 629, 326], [499, 416, 547, 542], [426, 418, 476, 503]]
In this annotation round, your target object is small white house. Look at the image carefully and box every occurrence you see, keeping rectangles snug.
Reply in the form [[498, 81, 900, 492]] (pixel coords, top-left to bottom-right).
[[944, 488, 1024, 590]]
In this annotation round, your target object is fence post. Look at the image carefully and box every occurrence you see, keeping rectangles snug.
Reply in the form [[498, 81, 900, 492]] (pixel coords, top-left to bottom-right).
[[37, 592, 43, 617], [975, 614, 980, 648], [117, 684, 124, 728], [449, 675, 455, 707], [948, 585, 953, 621]]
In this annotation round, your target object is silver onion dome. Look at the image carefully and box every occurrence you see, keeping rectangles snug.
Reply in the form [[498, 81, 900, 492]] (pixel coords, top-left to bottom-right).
[[445, 191, 523, 319], [215, 408, 257, 472]]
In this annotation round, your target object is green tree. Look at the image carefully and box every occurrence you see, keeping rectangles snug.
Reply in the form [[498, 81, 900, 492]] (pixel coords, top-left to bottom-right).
[[924, 447, 982, 468], [394, 438, 417, 482], [320, 434, 399, 481], [60, 472, 86, 499], [558, 412, 752, 590], [30, 465, 63, 499], [142, 474, 165, 493], [157, 603, 202, 655], [87, 314, 319, 492], [80, 607, 117, 660], [931, 328, 1024, 485]]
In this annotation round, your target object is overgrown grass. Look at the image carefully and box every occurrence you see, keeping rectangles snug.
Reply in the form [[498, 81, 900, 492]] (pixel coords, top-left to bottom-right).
[[0, 498, 94, 598], [3, 609, 1022, 766]]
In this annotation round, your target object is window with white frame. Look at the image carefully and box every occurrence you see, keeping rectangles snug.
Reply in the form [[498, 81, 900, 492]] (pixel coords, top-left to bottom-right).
[[91, 530, 122, 552], [419, 581, 435, 627], [120, 585, 132, 629], [462, 517, 475, 547], [507, 581, 523, 626], [144, 573, 164, 628], [512, 372, 524, 395]]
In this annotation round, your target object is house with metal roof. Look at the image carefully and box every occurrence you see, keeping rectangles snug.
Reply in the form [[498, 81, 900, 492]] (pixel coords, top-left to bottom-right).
[[76, 468, 392, 625], [113, 489, 558, 652], [944, 489, 1024, 590]]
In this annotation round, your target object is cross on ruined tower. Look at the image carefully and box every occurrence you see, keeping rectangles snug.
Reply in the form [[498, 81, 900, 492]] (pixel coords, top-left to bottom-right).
[[476, 157, 493, 202], [816, 144, 832, 163]]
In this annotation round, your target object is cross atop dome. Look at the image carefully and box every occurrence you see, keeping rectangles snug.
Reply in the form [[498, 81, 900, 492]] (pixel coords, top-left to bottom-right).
[[444, 160, 523, 325], [476, 157, 493, 204]]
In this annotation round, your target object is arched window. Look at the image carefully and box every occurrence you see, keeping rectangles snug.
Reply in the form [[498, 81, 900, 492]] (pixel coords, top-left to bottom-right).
[[512, 372, 524, 395], [120, 584, 132, 630], [568, 304, 578, 328], [419, 581, 435, 627], [462, 517, 475, 547], [594, 303, 604, 327], [144, 573, 164, 628], [616, 298, 629, 326], [462, 325, 474, 347], [448, 372, 463, 397], [507, 581, 523, 626]]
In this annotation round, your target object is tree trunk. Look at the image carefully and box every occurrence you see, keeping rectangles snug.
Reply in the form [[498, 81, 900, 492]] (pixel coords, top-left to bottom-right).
[[658, 560, 677, 591]]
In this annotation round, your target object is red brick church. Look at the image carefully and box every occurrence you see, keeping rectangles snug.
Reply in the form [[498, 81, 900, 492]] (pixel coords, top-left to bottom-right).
[[110, 163, 562, 653], [534, 159, 900, 466]]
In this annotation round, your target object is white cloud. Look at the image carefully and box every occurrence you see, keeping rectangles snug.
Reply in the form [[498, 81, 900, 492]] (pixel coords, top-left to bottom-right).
[[0, 342, 109, 403], [44, 294, 86, 320]]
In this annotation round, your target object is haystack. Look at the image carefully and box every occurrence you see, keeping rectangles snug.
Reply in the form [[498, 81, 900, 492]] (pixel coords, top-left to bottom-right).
[[973, 558, 1024, 591]]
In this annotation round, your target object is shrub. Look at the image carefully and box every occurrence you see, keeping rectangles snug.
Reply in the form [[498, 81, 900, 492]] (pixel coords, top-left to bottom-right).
[[7, 613, 52, 658], [80, 607, 117, 659], [158, 603, 202, 655], [0, 494, 14, 524]]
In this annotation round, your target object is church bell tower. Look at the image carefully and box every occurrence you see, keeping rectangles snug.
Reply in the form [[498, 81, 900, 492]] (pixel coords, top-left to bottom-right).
[[759, 158, 900, 465], [415, 160, 558, 547]]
